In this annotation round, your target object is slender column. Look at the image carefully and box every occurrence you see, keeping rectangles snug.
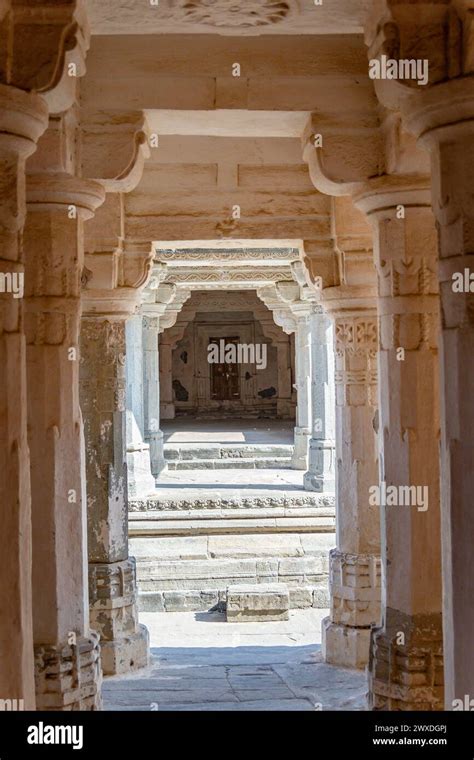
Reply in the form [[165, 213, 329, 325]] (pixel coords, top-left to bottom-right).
[[142, 315, 166, 476], [24, 171, 105, 710], [355, 179, 443, 710], [0, 84, 48, 709], [276, 341, 293, 418], [80, 315, 149, 675], [125, 315, 156, 497], [291, 311, 312, 469], [321, 293, 381, 667], [159, 340, 175, 419], [304, 306, 336, 492]]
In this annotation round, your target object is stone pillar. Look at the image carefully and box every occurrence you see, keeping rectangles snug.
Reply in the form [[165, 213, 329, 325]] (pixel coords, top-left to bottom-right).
[[355, 179, 443, 710], [125, 315, 155, 497], [24, 170, 105, 710], [276, 341, 293, 418], [304, 306, 336, 492], [402, 82, 474, 707], [159, 340, 175, 420], [142, 315, 166, 476], [292, 311, 312, 470], [80, 315, 149, 676], [0, 84, 48, 709], [321, 291, 381, 667]]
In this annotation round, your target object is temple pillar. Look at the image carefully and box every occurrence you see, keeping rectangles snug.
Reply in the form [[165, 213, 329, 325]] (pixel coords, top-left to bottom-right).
[[355, 178, 443, 710], [125, 315, 156, 496], [303, 306, 336, 493], [159, 341, 175, 420], [291, 310, 312, 470], [142, 315, 166, 477], [80, 312, 149, 676], [24, 164, 105, 709], [0, 83, 48, 710], [321, 289, 381, 667], [402, 79, 474, 708]]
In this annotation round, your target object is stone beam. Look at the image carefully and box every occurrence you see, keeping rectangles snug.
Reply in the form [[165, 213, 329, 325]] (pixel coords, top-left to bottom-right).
[[81, 33, 375, 112]]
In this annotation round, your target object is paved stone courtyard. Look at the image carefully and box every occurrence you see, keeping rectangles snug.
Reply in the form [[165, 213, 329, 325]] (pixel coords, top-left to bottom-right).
[[161, 418, 295, 445], [103, 609, 368, 711]]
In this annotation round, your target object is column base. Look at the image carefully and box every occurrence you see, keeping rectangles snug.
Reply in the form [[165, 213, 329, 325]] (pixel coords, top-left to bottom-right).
[[303, 438, 335, 492], [34, 632, 102, 711], [147, 430, 167, 478], [100, 625, 149, 676], [89, 557, 150, 676], [277, 399, 295, 419], [126, 442, 156, 497], [291, 427, 310, 470], [322, 617, 372, 669], [160, 402, 175, 420], [368, 610, 444, 710]]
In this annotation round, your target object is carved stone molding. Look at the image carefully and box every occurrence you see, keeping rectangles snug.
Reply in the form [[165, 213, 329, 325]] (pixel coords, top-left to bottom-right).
[[164, 266, 294, 285], [156, 246, 300, 262], [170, 0, 293, 28]]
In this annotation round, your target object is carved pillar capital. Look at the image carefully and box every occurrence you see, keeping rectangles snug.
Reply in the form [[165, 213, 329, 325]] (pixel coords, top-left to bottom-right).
[[26, 172, 105, 219], [1, 0, 91, 113], [81, 110, 152, 193], [82, 241, 155, 319]]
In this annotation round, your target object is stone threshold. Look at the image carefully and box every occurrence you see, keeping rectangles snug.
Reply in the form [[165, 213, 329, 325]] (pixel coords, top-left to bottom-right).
[[129, 508, 335, 536]]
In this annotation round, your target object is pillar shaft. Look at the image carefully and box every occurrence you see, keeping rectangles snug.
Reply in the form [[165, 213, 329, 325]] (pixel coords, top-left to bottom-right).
[[425, 121, 474, 706], [125, 315, 155, 497], [304, 307, 336, 492], [322, 302, 381, 667], [0, 84, 48, 709], [292, 313, 312, 469], [25, 172, 104, 710], [142, 315, 166, 477], [80, 315, 149, 675], [356, 182, 443, 710], [159, 341, 175, 419]]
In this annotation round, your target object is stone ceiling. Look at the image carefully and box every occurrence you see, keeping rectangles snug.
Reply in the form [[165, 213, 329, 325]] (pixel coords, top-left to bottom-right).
[[86, 0, 370, 36]]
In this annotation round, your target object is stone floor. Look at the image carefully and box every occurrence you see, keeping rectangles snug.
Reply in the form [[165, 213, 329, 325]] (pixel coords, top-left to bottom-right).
[[161, 418, 295, 444], [103, 609, 368, 711], [149, 467, 329, 507]]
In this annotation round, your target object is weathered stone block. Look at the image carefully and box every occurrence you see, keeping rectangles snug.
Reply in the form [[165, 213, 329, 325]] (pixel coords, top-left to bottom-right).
[[138, 592, 164, 613], [312, 584, 330, 608], [226, 584, 289, 622], [289, 587, 313, 609]]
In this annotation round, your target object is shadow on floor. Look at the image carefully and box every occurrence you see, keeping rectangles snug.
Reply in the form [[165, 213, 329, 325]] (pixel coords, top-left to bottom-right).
[[102, 642, 368, 712]]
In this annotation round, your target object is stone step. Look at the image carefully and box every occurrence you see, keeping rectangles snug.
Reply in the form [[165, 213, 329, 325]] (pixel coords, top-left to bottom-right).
[[129, 507, 335, 536], [138, 585, 328, 614], [227, 583, 290, 622], [164, 443, 293, 462], [166, 457, 293, 470], [130, 532, 333, 613]]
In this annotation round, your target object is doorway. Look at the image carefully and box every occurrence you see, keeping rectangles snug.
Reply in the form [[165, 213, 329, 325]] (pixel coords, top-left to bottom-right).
[[209, 336, 241, 401]]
